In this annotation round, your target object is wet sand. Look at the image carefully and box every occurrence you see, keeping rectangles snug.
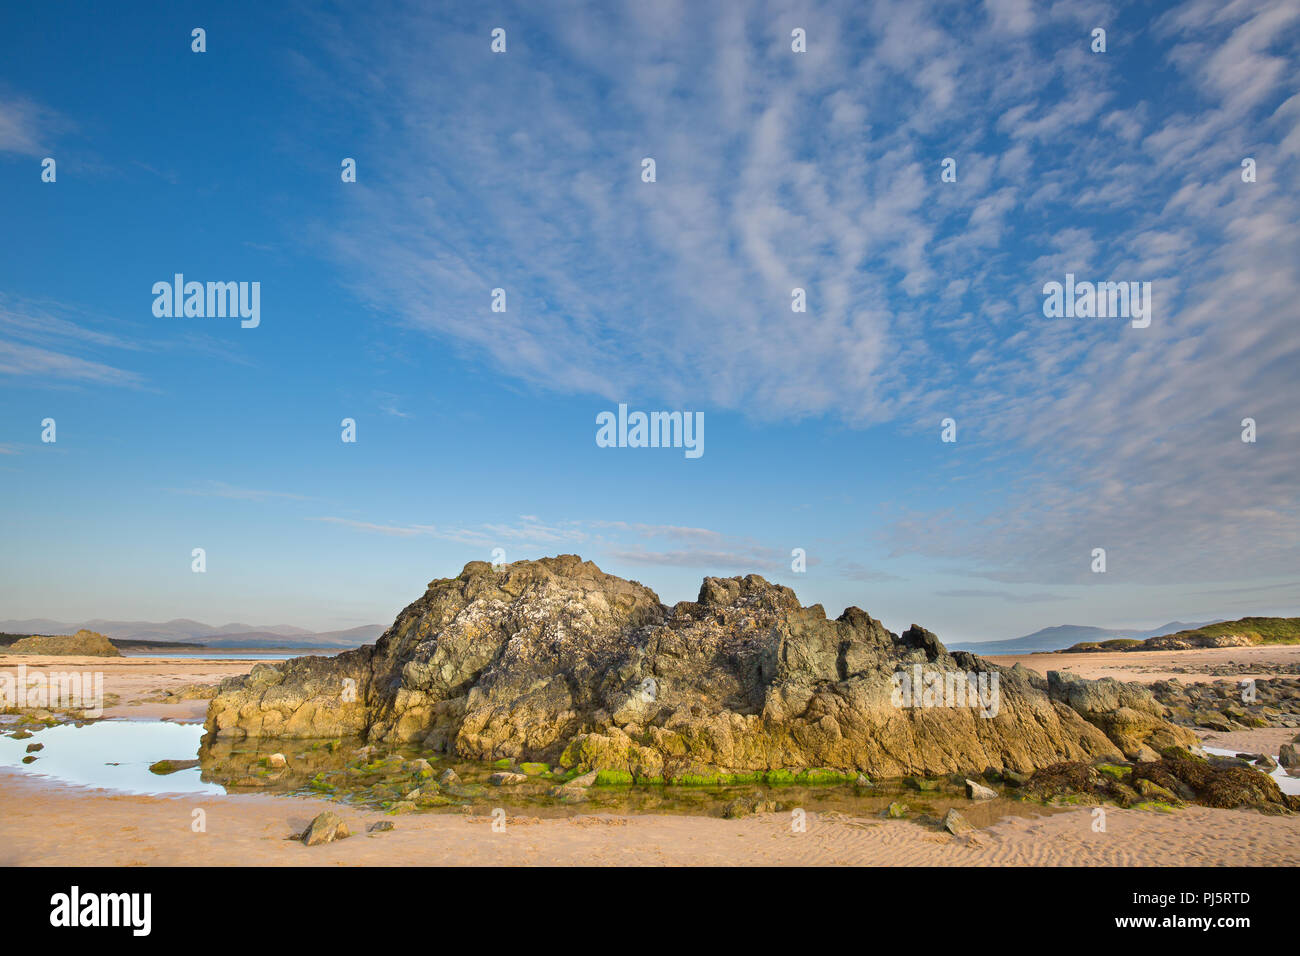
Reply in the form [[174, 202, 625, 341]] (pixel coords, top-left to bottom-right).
[[1, 769, 1296, 866]]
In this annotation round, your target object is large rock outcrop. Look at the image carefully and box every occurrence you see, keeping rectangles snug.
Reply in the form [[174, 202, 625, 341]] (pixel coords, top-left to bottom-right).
[[204, 556, 1196, 778]]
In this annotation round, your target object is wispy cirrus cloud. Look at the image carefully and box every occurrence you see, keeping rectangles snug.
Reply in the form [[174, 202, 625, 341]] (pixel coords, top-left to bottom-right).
[[290, 0, 1298, 593], [168, 482, 314, 503]]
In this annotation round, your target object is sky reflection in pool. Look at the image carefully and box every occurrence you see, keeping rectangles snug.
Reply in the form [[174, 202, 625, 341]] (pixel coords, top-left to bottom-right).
[[0, 720, 223, 796]]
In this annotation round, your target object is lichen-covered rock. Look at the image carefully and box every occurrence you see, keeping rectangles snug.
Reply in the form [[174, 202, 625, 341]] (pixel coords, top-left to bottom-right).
[[203, 555, 1197, 778]]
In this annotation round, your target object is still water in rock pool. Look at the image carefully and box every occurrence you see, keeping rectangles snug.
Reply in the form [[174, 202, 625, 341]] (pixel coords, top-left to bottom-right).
[[1, 720, 1062, 824], [0, 720, 222, 796]]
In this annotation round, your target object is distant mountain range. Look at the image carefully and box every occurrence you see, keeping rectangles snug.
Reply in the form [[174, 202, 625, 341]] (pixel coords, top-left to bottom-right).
[[949, 620, 1224, 656], [0, 618, 386, 648]]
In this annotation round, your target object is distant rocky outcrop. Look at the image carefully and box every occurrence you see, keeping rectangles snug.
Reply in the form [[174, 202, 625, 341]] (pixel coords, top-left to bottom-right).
[[1065, 617, 1300, 653], [5, 629, 122, 657], [204, 556, 1196, 779]]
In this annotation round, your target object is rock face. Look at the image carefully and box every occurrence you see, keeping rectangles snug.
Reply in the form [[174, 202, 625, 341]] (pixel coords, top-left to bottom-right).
[[204, 556, 1196, 779], [6, 629, 122, 657]]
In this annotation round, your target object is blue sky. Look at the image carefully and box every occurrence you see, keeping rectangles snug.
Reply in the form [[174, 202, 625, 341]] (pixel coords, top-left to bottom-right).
[[1, 0, 1297, 642]]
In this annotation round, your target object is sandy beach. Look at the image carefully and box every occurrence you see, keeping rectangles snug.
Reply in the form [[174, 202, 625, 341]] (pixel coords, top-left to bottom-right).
[[0, 652, 294, 722], [3, 645, 1298, 867], [2, 768, 1296, 867], [987, 644, 1300, 682]]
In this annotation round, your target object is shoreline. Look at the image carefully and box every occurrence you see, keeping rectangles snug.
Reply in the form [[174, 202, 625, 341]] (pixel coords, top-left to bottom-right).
[[4, 645, 1298, 867], [3, 768, 1296, 866]]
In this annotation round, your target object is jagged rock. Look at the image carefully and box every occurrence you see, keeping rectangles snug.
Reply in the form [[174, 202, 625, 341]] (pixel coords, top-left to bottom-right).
[[7, 629, 122, 658], [942, 808, 973, 835], [438, 768, 461, 787], [1279, 744, 1300, 775], [301, 811, 349, 845], [965, 778, 997, 800], [1046, 671, 1195, 758], [204, 556, 1197, 778]]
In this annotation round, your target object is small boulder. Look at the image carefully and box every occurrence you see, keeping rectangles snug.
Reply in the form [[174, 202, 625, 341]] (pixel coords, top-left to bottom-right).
[[266, 753, 287, 768], [149, 759, 200, 775], [489, 771, 528, 786], [567, 770, 600, 788], [25, 743, 44, 753], [885, 801, 909, 819], [1278, 744, 1299, 772], [964, 778, 997, 800], [1134, 778, 1179, 803], [302, 811, 349, 846], [438, 768, 461, 788], [942, 808, 973, 835], [367, 821, 395, 833]]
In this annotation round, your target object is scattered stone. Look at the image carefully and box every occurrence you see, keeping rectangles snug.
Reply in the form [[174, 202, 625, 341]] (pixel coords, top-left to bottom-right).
[[1001, 769, 1030, 787], [367, 821, 395, 832], [25, 742, 44, 753], [1134, 778, 1179, 803], [1279, 744, 1299, 772], [519, 761, 550, 775], [11, 730, 32, 740], [438, 768, 461, 788], [885, 801, 909, 819], [301, 811, 350, 845], [567, 770, 599, 787], [942, 808, 973, 835], [149, 759, 200, 775], [721, 794, 782, 818], [489, 771, 527, 786], [855, 774, 871, 787], [964, 778, 997, 800]]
